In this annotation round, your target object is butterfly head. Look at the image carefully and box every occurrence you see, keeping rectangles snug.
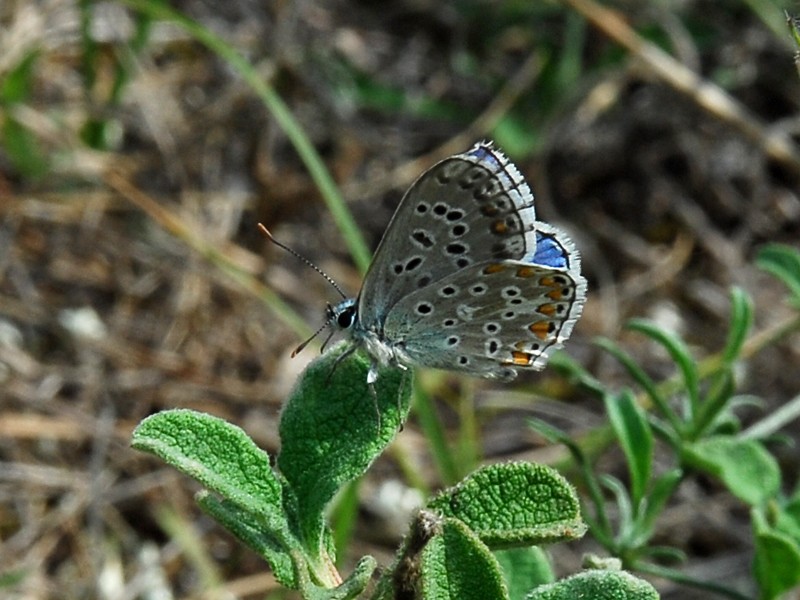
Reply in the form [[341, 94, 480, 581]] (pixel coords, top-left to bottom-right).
[[328, 298, 358, 331]]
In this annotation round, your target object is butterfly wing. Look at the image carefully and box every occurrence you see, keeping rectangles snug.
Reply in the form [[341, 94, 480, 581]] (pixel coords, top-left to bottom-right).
[[382, 223, 586, 378], [357, 142, 538, 330]]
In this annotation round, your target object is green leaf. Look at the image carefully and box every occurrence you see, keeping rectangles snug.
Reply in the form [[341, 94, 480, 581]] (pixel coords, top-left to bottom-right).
[[789, 11, 800, 50], [683, 436, 780, 506], [753, 509, 800, 600], [292, 554, 377, 600], [527, 418, 613, 541], [605, 391, 653, 509], [526, 418, 574, 448], [754, 531, 800, 600], [426, 462, 586, 547], [132, 410, 305, 586], [414, 375, 460, 485], [132, 409, 285, 528], [335, 557, 379, 600], [1, 118, 48, 179], [0, 50, 38, 103], [494, 547, 554, 600], [637, 469, 682, 543], [601, 475, 634, 544], [790, 11, 800, 79], [546, 351, 607, 397], [594, 337, 681, 434], [330, 480, 360, 563], [693, 369, 737, 438], [627, 320, 699, 423], [776, 493, 800, 540], [691, 288, 753, 438], [277, 342, 412, 556], [197, 493, 297, 588], [0, 568, 28, 589], [420, 517, 509, 600], [756, 243, 800, 306], [525, 569, 659, 600], [721, 287, 753, 364]]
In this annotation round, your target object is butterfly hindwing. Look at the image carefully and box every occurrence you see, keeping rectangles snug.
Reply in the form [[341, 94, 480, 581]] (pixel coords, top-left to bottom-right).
[[382, 251, 586, 378]]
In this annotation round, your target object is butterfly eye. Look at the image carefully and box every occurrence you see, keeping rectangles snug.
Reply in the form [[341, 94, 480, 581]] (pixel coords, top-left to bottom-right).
[[336, 306, 356, 329]]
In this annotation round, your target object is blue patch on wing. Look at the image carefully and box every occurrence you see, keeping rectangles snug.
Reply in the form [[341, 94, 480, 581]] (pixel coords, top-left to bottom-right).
[[466, 143, 504, 170], [532, 231, 570, 268], [467, 145, 491, 161]]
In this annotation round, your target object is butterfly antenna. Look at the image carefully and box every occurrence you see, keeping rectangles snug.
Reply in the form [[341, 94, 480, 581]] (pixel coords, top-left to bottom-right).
[[291, 321, 331, 357], [258, 223, 347, 299]]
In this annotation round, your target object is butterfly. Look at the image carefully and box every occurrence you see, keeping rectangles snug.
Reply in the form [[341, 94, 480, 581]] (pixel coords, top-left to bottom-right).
[[318, 141, 587, 385]]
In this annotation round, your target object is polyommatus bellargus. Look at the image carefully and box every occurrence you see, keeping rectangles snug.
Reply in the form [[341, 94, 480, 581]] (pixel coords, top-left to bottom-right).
[[311, 141, 588, 385]]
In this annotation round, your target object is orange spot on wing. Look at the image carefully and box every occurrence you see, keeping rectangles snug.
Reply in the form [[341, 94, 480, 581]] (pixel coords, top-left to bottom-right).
[[547, 289, 565, 301], [537, 303, 557, 316], [483, 264, 506, 275], [508, 351, 533, 366], [491, 220, 508, 234], [540, 276, 557, 286], [515, 266, 538, 278], [529, 321, 552, 340]]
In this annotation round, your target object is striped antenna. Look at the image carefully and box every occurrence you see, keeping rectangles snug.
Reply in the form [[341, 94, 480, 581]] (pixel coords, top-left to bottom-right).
[[258, 223, 347, 300]]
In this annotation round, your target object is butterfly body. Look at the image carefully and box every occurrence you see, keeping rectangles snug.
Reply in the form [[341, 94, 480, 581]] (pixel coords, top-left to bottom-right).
[[329, 141, 586, 383]]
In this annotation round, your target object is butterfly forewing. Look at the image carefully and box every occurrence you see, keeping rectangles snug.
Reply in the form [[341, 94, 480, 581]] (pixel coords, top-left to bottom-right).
[[357, 144, 538, 330]]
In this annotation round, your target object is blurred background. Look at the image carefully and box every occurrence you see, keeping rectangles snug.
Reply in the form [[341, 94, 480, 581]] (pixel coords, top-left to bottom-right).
[[1, 0, 799, 598]]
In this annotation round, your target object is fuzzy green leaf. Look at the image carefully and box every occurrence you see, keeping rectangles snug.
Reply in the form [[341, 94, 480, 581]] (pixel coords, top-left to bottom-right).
[[197, 492, 297, 588], [683, 436, 780, 506], [132, 410, 305, 586], [426, 462, 585, 547], [292, 554, 377, 600], [420, 517, 509, 600], [278, 342, 412, 557], [526, 569, 659, 599], [132, 409, 285, 527]]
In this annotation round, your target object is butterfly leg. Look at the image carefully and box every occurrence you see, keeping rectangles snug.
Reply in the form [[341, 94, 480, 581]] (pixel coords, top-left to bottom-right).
[[386, 353, 410, 432], [394, 368, 412, 432], [326, 343, 358, 384], [368, 358, 412, 432], [367, 371, 382, 433]]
